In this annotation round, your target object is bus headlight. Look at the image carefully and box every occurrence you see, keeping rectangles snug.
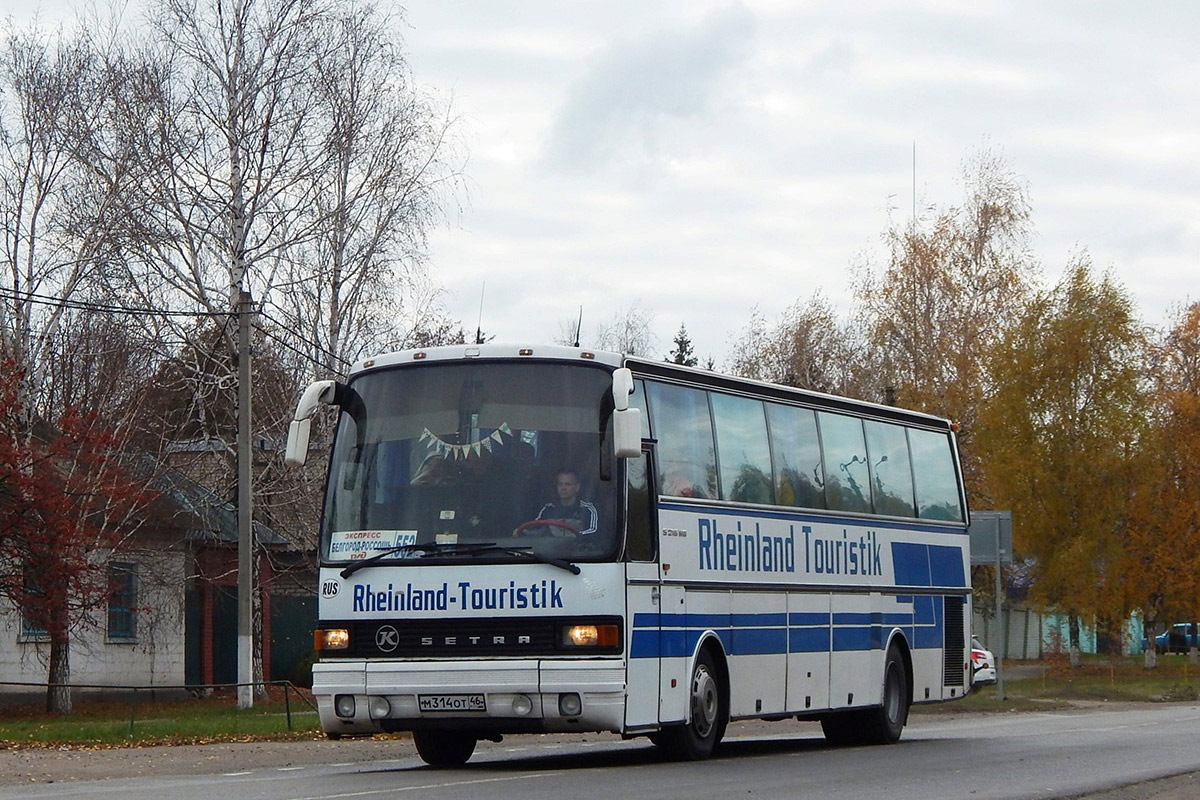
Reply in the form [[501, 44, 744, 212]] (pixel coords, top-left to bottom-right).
[[368, 696, 391, 719], [558, 693, 582, 716], [563, 623, 619, 648], [316, 628, 350, 650], [334, 694, 356, 718]]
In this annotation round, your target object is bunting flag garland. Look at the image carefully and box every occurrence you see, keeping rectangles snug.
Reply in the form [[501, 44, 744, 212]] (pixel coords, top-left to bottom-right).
[[420, 422, 512, 460]]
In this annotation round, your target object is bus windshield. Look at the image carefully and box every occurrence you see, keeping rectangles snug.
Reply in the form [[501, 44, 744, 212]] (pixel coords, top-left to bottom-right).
[[321, 361, 618, 565]]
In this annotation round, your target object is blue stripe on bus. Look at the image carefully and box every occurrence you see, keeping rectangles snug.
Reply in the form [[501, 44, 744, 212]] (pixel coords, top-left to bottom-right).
[[656, 501, 967, 536], [790, 627, 831, 652], [630, 605, 949, 658], [892, 542, 967, 588], [732, 613, 787, 627], [929, 545, 966, 586], [832, 625, 877, 651], [732, 628, 789, 655]]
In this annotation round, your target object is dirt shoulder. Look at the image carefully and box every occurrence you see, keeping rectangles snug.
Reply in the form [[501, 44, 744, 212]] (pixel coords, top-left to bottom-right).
[[0, 737, 410, 787]]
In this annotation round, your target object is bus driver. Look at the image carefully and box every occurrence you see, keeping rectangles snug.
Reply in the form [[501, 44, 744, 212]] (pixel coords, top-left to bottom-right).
[[516, 469, 598, 537]]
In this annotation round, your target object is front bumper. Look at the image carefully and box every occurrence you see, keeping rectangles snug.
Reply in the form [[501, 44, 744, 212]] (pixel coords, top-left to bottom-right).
[[313, 658, 626, 736]]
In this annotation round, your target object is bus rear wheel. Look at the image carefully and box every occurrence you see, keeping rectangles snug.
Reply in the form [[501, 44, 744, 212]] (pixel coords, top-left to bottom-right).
[[413, 731, 477, 767], [820, 644, 909, 746], [861, 644, 909, 744], [655, 649, 726, 760]]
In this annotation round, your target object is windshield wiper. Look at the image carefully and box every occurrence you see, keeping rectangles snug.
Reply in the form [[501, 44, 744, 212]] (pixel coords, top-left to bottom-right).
[[337, 541, 580, 577], [452, 544, 581, 575], [338, 542, 489, 578]]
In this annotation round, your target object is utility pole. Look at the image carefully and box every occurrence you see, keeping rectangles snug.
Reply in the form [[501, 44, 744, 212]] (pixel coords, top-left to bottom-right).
[[236, 288, 254, 710]]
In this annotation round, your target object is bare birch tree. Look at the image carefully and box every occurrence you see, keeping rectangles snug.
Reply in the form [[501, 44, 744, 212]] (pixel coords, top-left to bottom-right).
[[0, 24, 155, 409], [270, 2, 465, 375]]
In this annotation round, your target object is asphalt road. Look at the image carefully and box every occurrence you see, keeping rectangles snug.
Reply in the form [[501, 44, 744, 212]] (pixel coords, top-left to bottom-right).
[[4, 704, 1200, 800]]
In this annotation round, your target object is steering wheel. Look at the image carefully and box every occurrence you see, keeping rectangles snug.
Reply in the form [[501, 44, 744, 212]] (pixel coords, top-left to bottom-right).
[[512, 519, 580, 537]]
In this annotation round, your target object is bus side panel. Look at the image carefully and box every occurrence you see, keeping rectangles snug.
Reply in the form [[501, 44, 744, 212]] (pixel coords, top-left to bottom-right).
[[829, 592, 879, 708], [786, 592, 831, 713], [729, 591, 787, 717], [625, 564, 660, 730], [910, 594, 946, 702], [658, 584, 690, 724]]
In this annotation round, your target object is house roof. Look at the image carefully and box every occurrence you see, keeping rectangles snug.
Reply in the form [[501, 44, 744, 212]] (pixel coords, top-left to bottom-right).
[[154, 468, 292, 548]]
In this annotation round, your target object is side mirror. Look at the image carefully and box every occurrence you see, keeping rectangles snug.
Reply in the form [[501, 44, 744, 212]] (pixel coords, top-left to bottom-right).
[[611, 368, 639, 458], [612, 367, 633, 411], [613, 408, 641, 459], [284, 380, 338, 467]]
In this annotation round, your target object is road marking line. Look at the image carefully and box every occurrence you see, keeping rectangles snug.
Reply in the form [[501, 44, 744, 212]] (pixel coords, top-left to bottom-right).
[[222, 771, 253, 776], [291, 771, 562, 800]]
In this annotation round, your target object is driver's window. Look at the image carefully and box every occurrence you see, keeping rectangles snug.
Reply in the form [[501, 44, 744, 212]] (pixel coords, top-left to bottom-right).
[[625, 451, 656, 562]]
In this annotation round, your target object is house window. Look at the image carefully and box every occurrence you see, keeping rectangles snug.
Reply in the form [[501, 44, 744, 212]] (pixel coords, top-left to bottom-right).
[[20, 612, 48, 639], [19, 570, 48, 640], [107, 563, 138, 640]]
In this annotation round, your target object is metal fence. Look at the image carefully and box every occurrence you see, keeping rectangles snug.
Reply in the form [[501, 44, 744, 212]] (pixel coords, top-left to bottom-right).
[[0, 679, 317, 733]]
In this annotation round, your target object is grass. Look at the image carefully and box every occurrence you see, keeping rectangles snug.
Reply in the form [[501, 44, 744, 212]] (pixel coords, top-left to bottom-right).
[[0, 688, 323, 749], [916, 654, 1200, 714], [6, 656, 1200, 748]]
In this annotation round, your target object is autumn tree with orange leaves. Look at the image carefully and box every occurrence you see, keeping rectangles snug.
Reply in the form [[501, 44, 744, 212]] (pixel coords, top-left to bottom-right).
[[854, 147, 1037, 501], [0, 363, 157, 713], [977, 258, 1148, 667], [1124, 303, 1200, 667]]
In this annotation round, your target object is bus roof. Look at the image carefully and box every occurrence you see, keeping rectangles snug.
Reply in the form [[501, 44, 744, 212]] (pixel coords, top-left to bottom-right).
[[347, 343, 954, 431]]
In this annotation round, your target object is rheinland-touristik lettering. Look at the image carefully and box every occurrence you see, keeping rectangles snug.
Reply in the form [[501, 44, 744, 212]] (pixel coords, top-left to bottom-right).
[[697, 519, 883, 577], [352, 579, 564, 613]]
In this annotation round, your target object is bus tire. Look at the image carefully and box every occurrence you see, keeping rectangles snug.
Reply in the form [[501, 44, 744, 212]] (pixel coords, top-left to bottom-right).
[[861, 644, 909, 745], [413, 731, 477, 767], [656, 649, 725, 760], [819, 711, 860, 745], [820, 644, 909, 746]]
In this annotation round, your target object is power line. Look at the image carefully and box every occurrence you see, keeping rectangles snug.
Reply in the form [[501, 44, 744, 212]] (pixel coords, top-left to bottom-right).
[[253, 321, 351, 371], [255, 309, 352, 369], [0, 286, 225, 318]]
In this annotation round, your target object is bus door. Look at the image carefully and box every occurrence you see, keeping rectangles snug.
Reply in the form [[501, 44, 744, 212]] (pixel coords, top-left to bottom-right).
[[625, 446, 663, 730]]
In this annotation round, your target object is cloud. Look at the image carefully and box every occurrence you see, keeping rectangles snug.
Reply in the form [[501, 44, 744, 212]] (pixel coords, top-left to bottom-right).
[[542, 3, 756, 172]]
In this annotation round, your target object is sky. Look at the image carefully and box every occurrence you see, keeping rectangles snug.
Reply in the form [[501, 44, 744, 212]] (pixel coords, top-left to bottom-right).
[[12, 1, 1200, 364], [398, 1, 1199, 363]]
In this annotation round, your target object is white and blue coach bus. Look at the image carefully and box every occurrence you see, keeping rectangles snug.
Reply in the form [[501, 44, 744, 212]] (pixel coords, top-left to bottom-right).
[[284, 344, 971, 766]]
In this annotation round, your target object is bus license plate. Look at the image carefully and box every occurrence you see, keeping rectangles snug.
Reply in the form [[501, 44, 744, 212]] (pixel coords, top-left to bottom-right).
[[419, 694, 486, 712]]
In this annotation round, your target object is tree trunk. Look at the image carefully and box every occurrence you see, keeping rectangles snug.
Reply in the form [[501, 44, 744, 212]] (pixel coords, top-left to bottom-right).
[[1068, 614, 1082, 668], [1144, 619, 1158, 669], [46, 636, 73, 714]]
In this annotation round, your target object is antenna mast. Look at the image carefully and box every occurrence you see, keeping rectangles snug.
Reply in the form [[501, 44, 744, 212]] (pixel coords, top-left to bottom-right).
[[475, 282, 486, 345], [573, 306, 583, 348], [912, 140, 917, 222]]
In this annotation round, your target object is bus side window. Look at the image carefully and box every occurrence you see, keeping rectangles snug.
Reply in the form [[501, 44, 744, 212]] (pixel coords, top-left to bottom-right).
[[909, 427, 964, 521], [818, 411, 872, 514], [864, 420, 916, 518], [625, 451, 656, 562], [645, 381, 717, 499]]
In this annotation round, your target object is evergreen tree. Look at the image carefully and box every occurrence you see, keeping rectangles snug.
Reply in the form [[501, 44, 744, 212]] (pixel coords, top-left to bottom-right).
[[668, 323, 699, 367]]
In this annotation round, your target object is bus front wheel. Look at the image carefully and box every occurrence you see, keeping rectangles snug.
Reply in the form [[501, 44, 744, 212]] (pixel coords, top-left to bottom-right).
[[413, 731, 477, 767], [655, 649, 726, 760]]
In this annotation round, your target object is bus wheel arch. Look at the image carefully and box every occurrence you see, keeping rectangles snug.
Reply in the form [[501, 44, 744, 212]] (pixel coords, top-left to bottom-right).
[[821, 636, 911, 747], [655, 635, 729, 760], [866, 638, 911, 744], [884, 630, 914, 710]]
